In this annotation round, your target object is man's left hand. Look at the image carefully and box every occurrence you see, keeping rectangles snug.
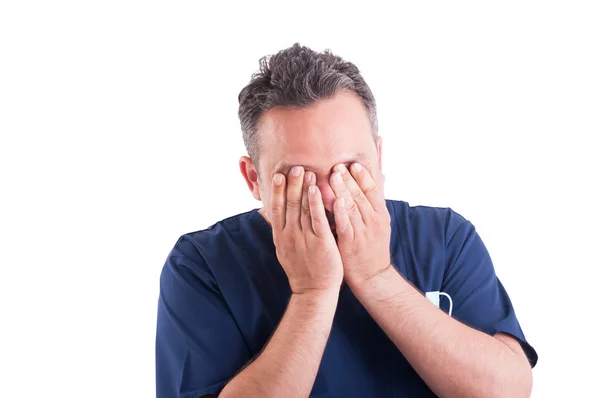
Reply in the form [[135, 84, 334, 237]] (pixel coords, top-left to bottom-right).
[[330, 162, 392, 287]]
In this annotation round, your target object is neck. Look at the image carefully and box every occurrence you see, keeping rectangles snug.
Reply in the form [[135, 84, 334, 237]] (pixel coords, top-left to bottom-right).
[[258, 207, 272, 226]]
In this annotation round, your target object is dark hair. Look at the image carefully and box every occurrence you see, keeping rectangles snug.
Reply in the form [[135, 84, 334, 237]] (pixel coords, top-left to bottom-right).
[[237, 42, 378, 169]]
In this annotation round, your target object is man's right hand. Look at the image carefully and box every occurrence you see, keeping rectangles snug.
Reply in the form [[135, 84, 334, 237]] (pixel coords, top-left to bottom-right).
[[270, 166, 344, 295], [218, 166, 342, 398]]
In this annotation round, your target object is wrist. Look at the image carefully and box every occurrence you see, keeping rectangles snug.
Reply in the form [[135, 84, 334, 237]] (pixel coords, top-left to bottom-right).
[[291, 288, 340, 310], [346, 263, 397, 293]]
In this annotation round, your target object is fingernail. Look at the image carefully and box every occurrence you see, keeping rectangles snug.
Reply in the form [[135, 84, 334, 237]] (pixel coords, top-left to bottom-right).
[[305, 172, 312, 183], [292, 166, 301, 177], [352, 163, 362, 173], [337, 164, 347, 174], [273, 174, 283, 185], [309, 185, 316, 195], [334, 172, 343, 184]]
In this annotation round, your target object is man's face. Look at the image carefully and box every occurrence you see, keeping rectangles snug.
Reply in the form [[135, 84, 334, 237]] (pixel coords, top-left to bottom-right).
[[241, 90, 384, 232]]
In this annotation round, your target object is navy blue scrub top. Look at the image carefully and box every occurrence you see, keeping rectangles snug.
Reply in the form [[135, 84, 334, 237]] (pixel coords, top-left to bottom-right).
[[156, 200, 538, 398]]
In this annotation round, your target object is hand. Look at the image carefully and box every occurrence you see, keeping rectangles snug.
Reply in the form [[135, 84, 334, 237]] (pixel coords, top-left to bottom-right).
[[330, 162, 392, 287], [270, 166, 344, 295]]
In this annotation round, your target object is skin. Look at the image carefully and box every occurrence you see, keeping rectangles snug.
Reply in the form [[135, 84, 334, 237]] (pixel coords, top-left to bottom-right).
[[217, 90, 533, 398], [239, 90, 384, 233]]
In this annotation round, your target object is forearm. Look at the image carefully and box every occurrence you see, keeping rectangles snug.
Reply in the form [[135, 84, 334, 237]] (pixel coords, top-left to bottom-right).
[[350, 266, 532, 398], [219, 289, 339, 398]]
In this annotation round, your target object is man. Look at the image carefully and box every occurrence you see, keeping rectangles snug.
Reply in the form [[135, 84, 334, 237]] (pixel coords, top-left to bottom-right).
[[156, 43, 538, 398]]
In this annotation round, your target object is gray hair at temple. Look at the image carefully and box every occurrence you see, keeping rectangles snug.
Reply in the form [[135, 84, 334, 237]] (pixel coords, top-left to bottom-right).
[[237, 42, 379, 171]]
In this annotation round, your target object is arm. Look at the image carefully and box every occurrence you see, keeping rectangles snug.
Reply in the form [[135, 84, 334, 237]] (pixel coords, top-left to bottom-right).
[[157, 168, 343, 398], [219, 167, 344, 397], [219, 289, 338, 398], [328, 162, 535, 398], [349, 266, 532, 398]]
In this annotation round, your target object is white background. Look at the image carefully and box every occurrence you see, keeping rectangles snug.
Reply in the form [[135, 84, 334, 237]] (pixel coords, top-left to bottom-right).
[[1, 1, 598, 397]]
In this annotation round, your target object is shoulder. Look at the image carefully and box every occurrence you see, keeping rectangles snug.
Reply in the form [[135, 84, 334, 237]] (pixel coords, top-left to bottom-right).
[[173, 209, 258, 253], [386, 199, 471, 243], [385, 199, 481, 290], [162, 209, 260, 277], [386, 198, 454, 220]]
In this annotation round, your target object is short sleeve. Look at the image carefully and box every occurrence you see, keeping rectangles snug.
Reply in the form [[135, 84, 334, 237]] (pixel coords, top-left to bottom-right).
[[156, 235, 253, 398], [441, 210, 538, 368]]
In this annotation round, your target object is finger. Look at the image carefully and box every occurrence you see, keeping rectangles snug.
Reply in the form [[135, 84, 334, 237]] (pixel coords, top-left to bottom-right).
[[333, 197, 353, 241], [300, 171, 313, 233], [348, 162, 386, 212], [285, 166, 304, 228], [270, 173, 287, 231], [330, 168, 364, 229], [308, 182, 330, 238], [334, 163, 374, 216]]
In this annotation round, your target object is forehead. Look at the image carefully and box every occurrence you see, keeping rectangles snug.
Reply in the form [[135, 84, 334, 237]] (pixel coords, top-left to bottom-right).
[[257, 91, 375, 175]]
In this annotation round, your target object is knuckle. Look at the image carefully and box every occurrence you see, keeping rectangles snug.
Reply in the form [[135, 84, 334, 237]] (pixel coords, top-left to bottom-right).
[[338, 222, 353, 236], [311, 218, 323, 229], [377, 211, 391, 225], [350, 189, 364, 202], [271, 204, 283, 214], [301, 203, 311, 216], [347, 200, 359, 214], [287, 198, 301, 209], [311, 217, 326, 232], [383, 212, 391, 224], [376, 219, 391, 235], [281, 232, 297, 247], [364, 185, 378, 195], [372, 215, 386, 228]]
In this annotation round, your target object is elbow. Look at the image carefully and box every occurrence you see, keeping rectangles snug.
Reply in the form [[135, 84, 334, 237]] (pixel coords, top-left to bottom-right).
[[516, 364, 533, 397], [494, 360, 533, 398], [490, 333, 534, 397], [509, 351, 533, 397]]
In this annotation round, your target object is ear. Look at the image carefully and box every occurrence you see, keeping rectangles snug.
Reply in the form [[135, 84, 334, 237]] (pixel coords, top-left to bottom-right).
[[239, 156, 262, 201], [376, 136, 383, 170]]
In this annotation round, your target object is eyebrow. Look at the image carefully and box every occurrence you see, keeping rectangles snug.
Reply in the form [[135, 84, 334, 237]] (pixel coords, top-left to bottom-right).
[[273, 152, 368, 175]]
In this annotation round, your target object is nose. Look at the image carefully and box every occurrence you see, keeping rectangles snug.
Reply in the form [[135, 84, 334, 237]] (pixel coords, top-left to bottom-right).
[[317, 180, 336, 214]]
